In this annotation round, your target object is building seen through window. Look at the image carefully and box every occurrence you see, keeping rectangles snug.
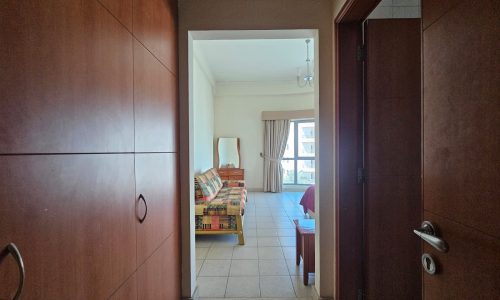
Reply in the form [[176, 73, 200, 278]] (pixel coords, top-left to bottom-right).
[[282, 120, 315, 185]]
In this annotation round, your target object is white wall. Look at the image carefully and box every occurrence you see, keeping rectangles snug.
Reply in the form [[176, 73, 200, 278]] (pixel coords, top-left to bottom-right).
[[193, 56, 215, 174], [214, 81, 314, 190], [368, 0, 421, 19]]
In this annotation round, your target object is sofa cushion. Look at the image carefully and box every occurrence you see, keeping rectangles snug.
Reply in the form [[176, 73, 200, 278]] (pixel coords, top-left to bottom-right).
[[195, 168, 223, 201], [195, 186, 246, 216]]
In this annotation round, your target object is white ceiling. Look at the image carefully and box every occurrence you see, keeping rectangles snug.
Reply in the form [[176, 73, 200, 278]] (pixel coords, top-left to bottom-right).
[[194, 39, 315, 83]]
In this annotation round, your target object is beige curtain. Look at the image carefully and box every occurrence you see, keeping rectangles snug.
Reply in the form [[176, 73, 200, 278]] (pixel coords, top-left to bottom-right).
[[263, 119, 290, 192]]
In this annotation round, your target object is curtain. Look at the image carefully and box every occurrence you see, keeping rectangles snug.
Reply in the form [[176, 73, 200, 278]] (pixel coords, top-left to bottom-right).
[[263, 119, 290, 192]]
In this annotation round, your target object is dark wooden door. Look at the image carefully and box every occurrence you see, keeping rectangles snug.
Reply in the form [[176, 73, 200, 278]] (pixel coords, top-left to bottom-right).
[[0, 155, 136, 299], [364, 19, 422, 300], [422, 0, 500, 298], [135, 153, 179, 265]]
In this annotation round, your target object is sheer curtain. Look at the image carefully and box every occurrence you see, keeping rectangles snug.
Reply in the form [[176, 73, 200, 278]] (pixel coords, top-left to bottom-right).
[[263, 119, 290, 192]]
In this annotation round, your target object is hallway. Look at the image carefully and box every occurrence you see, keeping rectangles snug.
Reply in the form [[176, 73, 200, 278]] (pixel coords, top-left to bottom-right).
[[195, 192, 314, 299]]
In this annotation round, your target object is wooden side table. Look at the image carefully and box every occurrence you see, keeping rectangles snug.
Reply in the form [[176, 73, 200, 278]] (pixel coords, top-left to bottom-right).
[[294, 219, 315, 285]]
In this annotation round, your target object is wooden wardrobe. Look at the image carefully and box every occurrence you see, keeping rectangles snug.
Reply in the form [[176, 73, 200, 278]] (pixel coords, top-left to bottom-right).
[[0, 0, 180, 299]]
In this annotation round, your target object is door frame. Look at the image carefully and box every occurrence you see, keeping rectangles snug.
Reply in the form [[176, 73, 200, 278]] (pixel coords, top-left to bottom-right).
[[334, 1, 381, 299]]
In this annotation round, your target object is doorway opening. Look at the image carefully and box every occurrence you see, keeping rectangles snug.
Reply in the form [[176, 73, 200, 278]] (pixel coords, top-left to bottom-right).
[[183, 29, 320, 298]]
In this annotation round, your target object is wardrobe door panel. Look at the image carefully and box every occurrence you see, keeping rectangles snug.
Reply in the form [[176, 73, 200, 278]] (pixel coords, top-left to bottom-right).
[[99, 0, 133, 31], [109, 273, 138, 300], [135, 153, 178, 265], [133, 0, 177, 73], [0, 0, 134, 154], [134, 41, 178, 153], [0, 154, 136, 299], [137, 233, 180, 300]]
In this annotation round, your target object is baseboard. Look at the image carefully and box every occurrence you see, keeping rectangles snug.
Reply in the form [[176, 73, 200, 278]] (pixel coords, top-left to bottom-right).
[[312, 286, 334, 300], [182, 285, 198, 300], [283, 185, 309, 192], [247, 187, 264, 192]]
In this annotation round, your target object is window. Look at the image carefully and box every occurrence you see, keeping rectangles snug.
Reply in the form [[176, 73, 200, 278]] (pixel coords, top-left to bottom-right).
[[282, 120, 315, 185]]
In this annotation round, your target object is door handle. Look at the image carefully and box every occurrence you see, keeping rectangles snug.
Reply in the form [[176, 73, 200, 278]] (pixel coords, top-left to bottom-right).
[[137, 194, 148, 223], [413, 221, 449, 253], [4, 243, 25, 300]]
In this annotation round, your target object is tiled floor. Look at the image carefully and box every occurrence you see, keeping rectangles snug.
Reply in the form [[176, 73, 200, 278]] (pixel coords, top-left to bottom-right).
[[195, 192, 315, 299]]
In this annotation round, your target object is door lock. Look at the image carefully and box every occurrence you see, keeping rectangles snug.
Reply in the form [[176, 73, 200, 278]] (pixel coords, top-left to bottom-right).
[[421, 253, 437, 275]]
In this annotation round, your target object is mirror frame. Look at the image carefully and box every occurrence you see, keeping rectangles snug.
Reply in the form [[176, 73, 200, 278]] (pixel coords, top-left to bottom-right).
[[216, 137, 241, 168]]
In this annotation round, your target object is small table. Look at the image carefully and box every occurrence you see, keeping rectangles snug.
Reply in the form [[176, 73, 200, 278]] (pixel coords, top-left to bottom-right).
[[294, 219, 315, 285]]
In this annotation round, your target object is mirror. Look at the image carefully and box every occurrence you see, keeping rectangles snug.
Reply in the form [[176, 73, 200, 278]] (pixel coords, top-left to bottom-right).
[[217, 137, 240, 168]]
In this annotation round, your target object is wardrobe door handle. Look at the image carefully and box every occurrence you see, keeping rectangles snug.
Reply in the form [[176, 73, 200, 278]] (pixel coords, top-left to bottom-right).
[[5, 243, 25, 300], [138, 194, 148, 223]]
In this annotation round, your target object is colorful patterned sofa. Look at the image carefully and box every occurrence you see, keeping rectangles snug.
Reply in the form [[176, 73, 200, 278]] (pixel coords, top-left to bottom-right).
[[194, 168, 247, 245]]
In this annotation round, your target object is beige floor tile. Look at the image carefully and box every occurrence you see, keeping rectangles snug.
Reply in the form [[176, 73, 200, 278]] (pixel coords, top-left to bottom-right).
[[278, 228, 296, 237], [210, 235, 239, 247], [259, 276, 296, 298], [196, 277, 228, 298], [206, 247, 234, 259], [229, 260, 259, 276], [275, 222, 296, 229], [232, 246, 259, 259], [196, 259, 204, 276], [257, 236, 281, 246], [256, 216, 274, 222], [244, 228, 257, 237], [291, 275, 315, 297], [279, 236, 296, 246], [259, 259, 289, 275], [258, 247, 284, 259], [225, 276, 261, 297], [286, 258, 304, 276], [196, 247, 209, 259], [198, 260, 231, 277], [195, 237, 213, 248], [243, 236, 258, 246], [257, 229, 279, 237], [282, 246, 296, 260], [256, 221, 278, 229]]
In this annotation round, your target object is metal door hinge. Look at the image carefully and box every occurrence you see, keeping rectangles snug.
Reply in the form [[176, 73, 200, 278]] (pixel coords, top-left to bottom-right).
[[356, 45, 366, 61], [357, 288, 365, 300], [357, 167, 366, 184]]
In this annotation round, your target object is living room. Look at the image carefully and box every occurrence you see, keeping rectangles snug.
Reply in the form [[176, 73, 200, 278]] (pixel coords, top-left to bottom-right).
[[190, 33, 319, 298]]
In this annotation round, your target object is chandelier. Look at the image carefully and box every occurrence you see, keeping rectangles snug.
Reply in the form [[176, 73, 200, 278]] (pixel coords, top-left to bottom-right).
[[297, 39, 314, 87]]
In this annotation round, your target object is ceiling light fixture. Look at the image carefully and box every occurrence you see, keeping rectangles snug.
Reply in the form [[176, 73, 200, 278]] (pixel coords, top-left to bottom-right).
[[297, 39, 314, 88]]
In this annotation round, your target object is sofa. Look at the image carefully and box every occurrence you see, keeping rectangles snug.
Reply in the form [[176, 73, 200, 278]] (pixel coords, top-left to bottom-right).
[[194, 168, 247, 245]]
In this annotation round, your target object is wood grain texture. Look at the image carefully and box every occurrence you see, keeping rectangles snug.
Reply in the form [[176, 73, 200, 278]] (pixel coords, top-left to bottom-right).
[[364, 177, 421, 299], [109, 273, 138, 300], [217, 168, 244, 180], [0, 0, 134, 154], [422, 0, 464, 29], [133, 0, 177, 74], [364, 19, 421, 300], [135, 153, 179, 266], [134, 41, 178, 153], [137, 233, 181, 300], [422, 212, 500, 299], [0, 155, 136, 299], [337, 23, 364, 300], [99, 0, 133, 31], [423, 0, 500, 238]]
